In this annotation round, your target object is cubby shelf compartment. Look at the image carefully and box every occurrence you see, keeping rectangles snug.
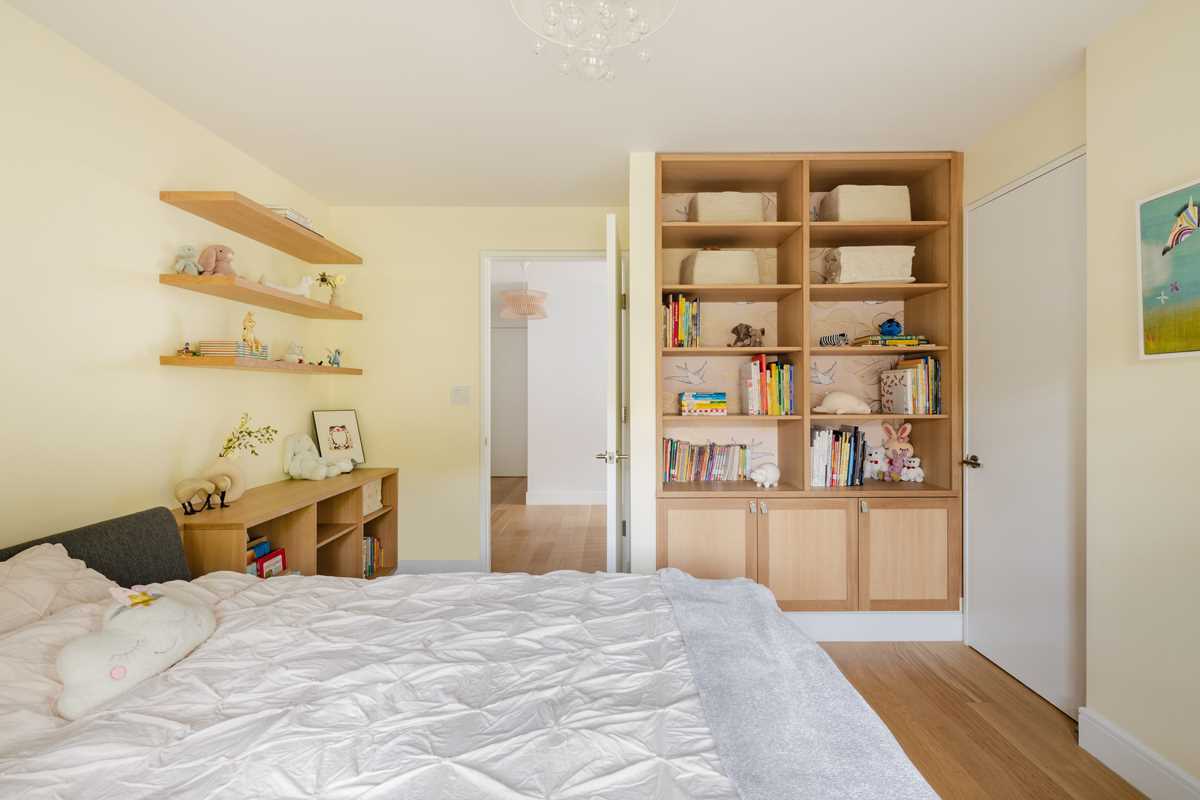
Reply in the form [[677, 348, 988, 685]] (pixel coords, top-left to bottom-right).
[[159, 274, 363, 320], [661, 414, 804, 422], [811, 345, 947, 355], [659, 480, 806, 497], [160, 191, 362, 264], [316, 522, 358, 549], [808, 220, 947, 246], [657, 480, 956, 499], [363, 505, 393, 524], [662, 347, 803, 356], [809, 283, 948, 301], [160, 356, 363, 375], [661, 222, 802, 248], [810, 414, 948, 422], [661, 284, 803, 302]]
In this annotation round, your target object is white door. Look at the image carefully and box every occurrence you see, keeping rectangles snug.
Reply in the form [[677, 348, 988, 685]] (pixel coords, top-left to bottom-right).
[[600, 213, 624, 572], [965, 153, 1086, 717], [490, 328, 528, 476]]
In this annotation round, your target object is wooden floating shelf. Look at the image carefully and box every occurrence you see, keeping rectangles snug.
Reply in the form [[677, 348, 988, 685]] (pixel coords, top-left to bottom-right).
[[808, 220, 948, 247], [662, 414, 804, 422], [363, 505, 393, 525], [661, 284, 803, 302], [810, 414, 948, 422], [661, 221, 802, 248], [160, 191, 362, 265], [159, 274, 363, 320], [811, 345, 947, 355], [160, 356, 363, 375], [316, 522, 358, 549], [662, 346, 803, 356], [810, 282, 949, 301]]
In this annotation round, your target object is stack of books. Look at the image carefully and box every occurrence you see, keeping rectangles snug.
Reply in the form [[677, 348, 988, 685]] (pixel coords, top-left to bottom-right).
[[662, 438, 750, 483], [245, 537, 285, 577], [198, 339, 270, 360], [266, 206, 322, 236], [362, 535, 384, 579], [662, 294, 700, 348], [880, 355, 942, 414], [739, 354, 796, 416], [810, 426, 869, 487], [680, 391, 727, 416], [853, 334, 930, 347]]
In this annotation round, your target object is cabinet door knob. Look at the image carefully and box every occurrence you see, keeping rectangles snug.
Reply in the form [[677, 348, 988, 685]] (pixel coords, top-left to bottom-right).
[[860, 499, 869, 513], [759, 501, 768, 514], [749, 500, 757, 514]]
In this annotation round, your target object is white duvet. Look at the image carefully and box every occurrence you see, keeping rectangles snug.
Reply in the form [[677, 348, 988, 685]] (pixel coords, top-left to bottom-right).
[[0, 571, 739, 799]]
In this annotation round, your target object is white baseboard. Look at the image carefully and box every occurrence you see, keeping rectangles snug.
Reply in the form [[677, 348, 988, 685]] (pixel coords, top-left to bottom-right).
[[394, 560, 484, 574], [525, 490, 606, 506], [785, 611, 963, 642], [1079, 707, 1200, 800]]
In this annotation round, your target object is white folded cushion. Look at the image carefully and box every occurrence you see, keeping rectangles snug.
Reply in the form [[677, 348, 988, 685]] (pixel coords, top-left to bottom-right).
[[822, 246, 915, 284], [819, 185, 912, 221], [681, 250, 759, 284], [690, 192, 765, 223]]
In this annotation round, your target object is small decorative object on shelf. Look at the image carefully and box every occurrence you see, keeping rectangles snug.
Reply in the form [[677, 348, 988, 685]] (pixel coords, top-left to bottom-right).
[[283, 433, 352, 481], [174, 413, 279, 510], [750, 462, 781, 489], [881, 423, 915, 483], [901, 456, 925, 482], [175, 341, 198, 357], [241, 312, 263, 354], [812, 391, 871, 415], [174, 478, 217, 516], [729, 323, 765, 348], [818, 333, 850, 347], [313, 409, 366, 465], [864, 446, 888, 481], [174, 245, 201, 276], [258, 274, 315, 297], [284, 342, 305, 364], [879, 317, 903, 337], [316, 271, 346, 306], [327, 348, 343, 368], [197, 245, 235, 276]]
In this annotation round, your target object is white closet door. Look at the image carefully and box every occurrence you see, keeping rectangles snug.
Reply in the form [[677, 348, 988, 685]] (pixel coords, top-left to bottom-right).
[[965, 154, 1086, 718], [490, 328, 528, 476]]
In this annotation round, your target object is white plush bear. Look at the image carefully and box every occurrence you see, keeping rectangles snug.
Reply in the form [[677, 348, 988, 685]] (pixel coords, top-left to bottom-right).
[[750, 463, 781, 489], [900, 457, 925, 482], [57, 588, 215, 720], [284, 433, 353, 481], [812, 391, 871, 415], [863, 447, 888, 481]]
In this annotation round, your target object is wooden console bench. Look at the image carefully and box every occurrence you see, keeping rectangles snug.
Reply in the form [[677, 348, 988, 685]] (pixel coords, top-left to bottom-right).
[[173, 468, 398, 578]]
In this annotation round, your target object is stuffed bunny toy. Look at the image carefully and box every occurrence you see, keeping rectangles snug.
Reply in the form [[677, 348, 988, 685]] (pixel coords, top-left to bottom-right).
[[881, 423, 914, 482], [173, 245, 201, 276], [198, 244, 236, 276], [900, 456, 925, 482]]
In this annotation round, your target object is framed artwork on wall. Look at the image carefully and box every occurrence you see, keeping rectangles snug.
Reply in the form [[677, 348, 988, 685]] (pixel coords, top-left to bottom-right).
[[312, 409, 366, 465], [1137, 180, 1200, 358]]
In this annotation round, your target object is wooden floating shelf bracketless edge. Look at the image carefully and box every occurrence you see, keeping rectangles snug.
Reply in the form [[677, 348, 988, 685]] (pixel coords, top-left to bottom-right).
[[159, 274, 363, 320]]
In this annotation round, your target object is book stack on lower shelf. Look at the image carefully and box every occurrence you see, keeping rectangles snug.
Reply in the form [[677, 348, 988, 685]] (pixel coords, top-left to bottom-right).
[[362, 536, 384, 579], [810, 426, 869, 488], [245, 536, 286, 577], [680, 391, 727, 416], [663, 439, 750, 483]]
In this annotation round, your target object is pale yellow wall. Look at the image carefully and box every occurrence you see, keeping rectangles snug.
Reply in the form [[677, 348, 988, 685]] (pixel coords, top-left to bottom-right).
[[0, 3, 340, 546], [1086, 0, 1200, 776], [964, 69, 1086, 204], [326, 206, 627, 563]]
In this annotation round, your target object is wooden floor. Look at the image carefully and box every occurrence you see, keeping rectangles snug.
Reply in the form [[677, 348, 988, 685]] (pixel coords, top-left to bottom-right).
[[490, 477, 605, 574], [823, 643, 1143, 800]]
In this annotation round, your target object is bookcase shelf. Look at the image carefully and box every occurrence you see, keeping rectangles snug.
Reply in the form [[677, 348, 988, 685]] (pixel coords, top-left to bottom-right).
[[662, 414, 805, 422], [160, 356, 362, 375], [160, 191, 362, 264], [810, 414, 949, 422], [159, 274, 363, 320], [809, 220, 947, 246], [316, 522, 359, 549], [811, 345, 947, 355], [661, 284, 803, 302], [809, 283, 948, 301], [662, 347, 803, 356], [661, 221, 802, 248]]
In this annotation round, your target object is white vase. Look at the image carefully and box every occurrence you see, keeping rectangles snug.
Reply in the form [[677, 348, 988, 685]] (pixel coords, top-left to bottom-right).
[[201, 456, 246, 505]]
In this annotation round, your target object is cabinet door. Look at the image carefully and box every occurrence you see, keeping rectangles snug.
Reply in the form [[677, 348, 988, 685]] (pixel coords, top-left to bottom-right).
[[859, 498, 961, 611], [757, 499, 858, 611], [657, 498, 757, 580]]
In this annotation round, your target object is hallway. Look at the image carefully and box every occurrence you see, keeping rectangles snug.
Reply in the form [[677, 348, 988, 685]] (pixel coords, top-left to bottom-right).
[[490, 477, 606, 574]]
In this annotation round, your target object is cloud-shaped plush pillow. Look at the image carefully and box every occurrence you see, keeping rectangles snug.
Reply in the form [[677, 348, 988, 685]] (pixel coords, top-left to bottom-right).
[[56, 588, 215, 720]]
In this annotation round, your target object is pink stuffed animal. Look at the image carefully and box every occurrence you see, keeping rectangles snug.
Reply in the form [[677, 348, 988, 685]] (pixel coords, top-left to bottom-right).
[[197, 245, 236, 276], [880, 422, 914, 483]]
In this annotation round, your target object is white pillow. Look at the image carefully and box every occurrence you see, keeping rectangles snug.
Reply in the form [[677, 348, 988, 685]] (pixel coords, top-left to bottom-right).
[[56, 589, 215, 720], [0, 544, 116, 636]]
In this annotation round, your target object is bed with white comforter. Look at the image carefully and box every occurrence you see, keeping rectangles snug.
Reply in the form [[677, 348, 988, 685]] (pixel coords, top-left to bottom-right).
[[0, 568, 937, 799]]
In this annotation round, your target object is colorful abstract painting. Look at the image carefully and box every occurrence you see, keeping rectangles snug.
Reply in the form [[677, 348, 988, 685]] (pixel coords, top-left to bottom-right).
[[1138, 181, 1200, 358]]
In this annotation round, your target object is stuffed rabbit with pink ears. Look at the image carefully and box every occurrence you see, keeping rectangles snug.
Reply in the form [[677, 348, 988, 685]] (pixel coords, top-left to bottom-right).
[[880, 423, 914, 483]]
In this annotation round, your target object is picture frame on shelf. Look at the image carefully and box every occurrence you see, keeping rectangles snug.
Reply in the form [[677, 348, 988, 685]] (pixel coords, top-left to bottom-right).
[[313, 409, 366, 465], [1136, 178, 1200, 359], [255, 548, 286, 578]]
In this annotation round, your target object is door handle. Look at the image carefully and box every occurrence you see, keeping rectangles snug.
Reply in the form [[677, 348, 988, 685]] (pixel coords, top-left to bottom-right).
[[962, 454, 982, 469], [594, 451, 630, 464]]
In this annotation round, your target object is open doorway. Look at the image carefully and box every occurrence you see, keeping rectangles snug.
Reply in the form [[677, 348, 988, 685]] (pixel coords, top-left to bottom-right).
[[483, 253, 617, 574]]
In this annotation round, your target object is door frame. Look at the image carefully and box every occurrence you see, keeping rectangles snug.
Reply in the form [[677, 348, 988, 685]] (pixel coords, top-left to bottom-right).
[[962, 145, 1086, 640], [479, 249, 611, 573]]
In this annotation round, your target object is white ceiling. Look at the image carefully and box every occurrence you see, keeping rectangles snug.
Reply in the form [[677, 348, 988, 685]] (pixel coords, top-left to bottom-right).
[[13, 1, 1139, 206]]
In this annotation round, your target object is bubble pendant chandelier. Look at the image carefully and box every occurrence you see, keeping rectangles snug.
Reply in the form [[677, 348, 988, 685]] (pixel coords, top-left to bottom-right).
[[510, 0, 679, 81]]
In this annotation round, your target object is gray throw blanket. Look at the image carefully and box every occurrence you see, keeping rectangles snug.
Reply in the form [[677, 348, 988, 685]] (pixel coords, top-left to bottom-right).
[[659, 569, 939, 800]]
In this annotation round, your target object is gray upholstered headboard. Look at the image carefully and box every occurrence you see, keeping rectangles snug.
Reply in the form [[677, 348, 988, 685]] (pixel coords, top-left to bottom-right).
[[0, 508, 191, 588]]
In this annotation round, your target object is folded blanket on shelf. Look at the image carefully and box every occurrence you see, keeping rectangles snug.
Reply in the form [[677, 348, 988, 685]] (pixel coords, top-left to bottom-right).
[[820, 245, 916, 284]]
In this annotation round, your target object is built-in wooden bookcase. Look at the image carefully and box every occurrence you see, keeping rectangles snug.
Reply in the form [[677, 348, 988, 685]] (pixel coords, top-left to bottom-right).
[[655, 152, 963, 611]]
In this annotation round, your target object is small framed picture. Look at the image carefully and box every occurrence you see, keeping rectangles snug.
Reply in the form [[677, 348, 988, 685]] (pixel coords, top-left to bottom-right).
[[313, 409, 366, 465], [255, 548, 286, 578]]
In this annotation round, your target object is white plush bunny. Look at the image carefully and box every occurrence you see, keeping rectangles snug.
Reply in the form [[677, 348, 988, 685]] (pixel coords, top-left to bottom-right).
[[749, 463, 780, 489], [900, 456, 925, 482], [863, 447, 888, 481]]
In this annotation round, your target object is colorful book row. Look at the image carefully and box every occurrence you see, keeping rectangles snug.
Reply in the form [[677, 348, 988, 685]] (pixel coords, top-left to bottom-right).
[[880, 355, 942, 415], [662, 294, 700, 348], [739, 355, 796, 416], [811, 426, 869, 488], [662, 438, 750, 483]]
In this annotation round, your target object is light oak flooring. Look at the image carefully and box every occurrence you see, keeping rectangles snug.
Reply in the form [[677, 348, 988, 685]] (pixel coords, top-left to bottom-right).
[[823, 643, 1144, 800], [490, 477, 605, 574]]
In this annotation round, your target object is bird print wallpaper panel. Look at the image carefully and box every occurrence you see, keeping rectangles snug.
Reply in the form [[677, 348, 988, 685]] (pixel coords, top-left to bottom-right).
[[1138, 180, 1200, 358]]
